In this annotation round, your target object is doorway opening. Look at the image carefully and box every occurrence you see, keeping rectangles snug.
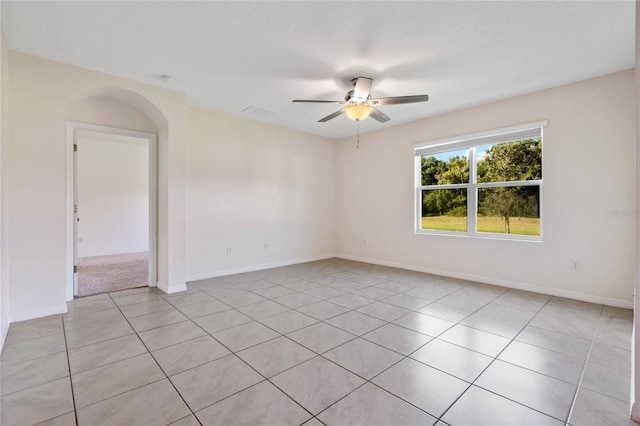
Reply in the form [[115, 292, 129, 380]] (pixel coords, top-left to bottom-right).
[[67, 122, 157, 299]]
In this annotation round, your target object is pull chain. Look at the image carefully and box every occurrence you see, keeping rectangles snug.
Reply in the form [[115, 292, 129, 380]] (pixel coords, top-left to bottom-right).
[[357, 121, 360, 149]]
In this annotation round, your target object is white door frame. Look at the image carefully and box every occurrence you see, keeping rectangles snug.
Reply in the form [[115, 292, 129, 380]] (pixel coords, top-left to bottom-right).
[[65, 121, 158, 301]]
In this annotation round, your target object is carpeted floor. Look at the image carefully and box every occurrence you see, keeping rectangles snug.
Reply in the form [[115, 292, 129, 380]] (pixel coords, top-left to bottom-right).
[[77, 252, 148, 297]]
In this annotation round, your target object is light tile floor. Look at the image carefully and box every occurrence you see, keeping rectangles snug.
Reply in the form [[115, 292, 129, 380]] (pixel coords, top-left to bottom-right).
[[0, 258, 636, 425]]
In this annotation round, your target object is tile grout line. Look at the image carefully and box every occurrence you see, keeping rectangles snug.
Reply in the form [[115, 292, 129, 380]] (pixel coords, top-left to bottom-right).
[[440, 297, 609, 424], [106, 292, 203, 426], [60, 313, 80, 426], [229, 335, 332, 424], [164, 296, 318, 425], [0, 338, 67, 370], [308, 284, 511, 422], [563, 304, 605, 426], [176, 273, 446, 422], [434, 293, 556, 424], [209, 272, 508, 422], [61, 294, 191, 416]]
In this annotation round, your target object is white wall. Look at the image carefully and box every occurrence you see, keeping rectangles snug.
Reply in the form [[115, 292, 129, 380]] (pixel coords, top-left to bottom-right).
[[76, 133, 149, 257], [7, 52, 187, 321], [185, 107, 336, 279], [5, 50, 334, 321], [68, 95, 157, 134], [336, 70, 635, 307], [631, 0, 639, 419], [0, 28, 10, 347]]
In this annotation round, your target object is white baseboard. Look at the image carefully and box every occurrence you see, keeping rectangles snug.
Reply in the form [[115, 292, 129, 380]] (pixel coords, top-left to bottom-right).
[[1, 320, 9, 350], [155, 281, 188, 295], [9, 304, 68, 323], [336, 254, 633, 309], [185, 253, 338, 282], [164, 284, 188, 294]]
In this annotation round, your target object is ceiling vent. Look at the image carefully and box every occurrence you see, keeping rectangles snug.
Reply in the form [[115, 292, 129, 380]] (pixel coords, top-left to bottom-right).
[[241, 106, 276, 119]]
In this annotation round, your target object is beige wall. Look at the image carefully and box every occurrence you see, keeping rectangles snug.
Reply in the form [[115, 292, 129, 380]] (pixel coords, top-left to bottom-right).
[[336, 70, 635, 307], [185, 106, 336, 279], [8, 52, 187, 320]]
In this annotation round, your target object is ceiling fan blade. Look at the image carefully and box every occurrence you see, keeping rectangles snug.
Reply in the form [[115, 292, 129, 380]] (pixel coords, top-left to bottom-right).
[[318, 108, 346, 122], [369, 107, 391, 123], [370, 94, 429, 105], [292, 100, 345, 104], [353, 77, 373, 102]]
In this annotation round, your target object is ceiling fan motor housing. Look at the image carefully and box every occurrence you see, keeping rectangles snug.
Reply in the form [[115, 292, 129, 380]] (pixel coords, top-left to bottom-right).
[[345, 90, 355, 103], [345, 89, 370, 104]]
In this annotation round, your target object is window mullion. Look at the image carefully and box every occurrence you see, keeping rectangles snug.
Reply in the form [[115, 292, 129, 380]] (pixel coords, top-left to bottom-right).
[[415, 156, 422, 232], [468, 147, 477, 235]]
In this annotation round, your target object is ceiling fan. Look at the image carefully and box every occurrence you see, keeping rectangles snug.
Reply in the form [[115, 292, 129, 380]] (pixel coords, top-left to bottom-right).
[[293, 76, 429, 123]]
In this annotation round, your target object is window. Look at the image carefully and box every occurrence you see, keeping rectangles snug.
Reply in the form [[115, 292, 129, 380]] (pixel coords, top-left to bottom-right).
[[414, 121, 546, 240]]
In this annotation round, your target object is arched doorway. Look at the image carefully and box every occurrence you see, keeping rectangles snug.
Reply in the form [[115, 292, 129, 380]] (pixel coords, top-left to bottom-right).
[[65, 88, 166, 300]]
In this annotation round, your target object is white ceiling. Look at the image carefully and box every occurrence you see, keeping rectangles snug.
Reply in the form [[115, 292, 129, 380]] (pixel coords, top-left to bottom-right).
[[1, 1, 635, 139]]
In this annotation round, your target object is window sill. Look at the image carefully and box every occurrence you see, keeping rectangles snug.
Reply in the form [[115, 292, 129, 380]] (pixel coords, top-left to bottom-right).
[[415, 229, 543, 243]]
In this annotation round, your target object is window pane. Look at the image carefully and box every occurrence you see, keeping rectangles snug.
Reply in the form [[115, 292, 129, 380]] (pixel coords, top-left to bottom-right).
[[421, 149, 469, 186], [421, 189, 467, 232], [477, 186, 540, 236], [477, 139, 542, 183]]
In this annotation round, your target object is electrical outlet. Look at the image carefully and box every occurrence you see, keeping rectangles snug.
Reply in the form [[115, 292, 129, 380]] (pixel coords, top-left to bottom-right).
[[226, 248, 232, 256], [264, 243, 269, 250], [570, 260, 580, 271]]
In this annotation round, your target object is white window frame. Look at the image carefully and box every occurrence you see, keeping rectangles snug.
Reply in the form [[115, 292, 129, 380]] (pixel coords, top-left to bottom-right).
[[413, 120, 548, 241]]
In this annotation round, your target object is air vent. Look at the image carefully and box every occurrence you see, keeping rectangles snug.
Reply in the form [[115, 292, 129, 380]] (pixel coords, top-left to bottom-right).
[[240, 106, 276, 119]]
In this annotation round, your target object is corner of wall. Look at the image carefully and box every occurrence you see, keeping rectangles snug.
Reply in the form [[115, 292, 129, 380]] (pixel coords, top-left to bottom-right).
[[0, 25, 10, 350], [8, 304, 67, 323], [185, 253, 338, 283], [331, 137, 339, 255], [632, 0, 640, 415], [336, 253, 634, 309]]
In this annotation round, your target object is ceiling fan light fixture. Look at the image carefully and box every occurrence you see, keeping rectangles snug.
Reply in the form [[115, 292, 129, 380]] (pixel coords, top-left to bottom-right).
[[345, 104, 371, 121]]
